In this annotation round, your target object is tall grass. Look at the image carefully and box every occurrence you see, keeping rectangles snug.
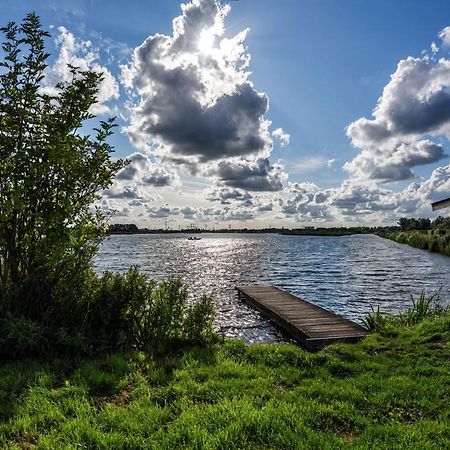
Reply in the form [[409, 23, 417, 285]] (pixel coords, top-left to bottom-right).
[[386, 230, 450, 256], [362, 306, 386, 332], [363, 290, 448, 332]]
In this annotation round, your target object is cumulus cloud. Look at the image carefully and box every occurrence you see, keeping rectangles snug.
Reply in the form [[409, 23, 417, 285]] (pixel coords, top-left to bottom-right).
[[224, 210, 255, 221], [346, 54, 450, 182], [280, 180, 396, 222], [280, 159, 450, 223], [394, 163, 450, 214], [180, 206, 198, 219], [146, 204, 180, 218], [439, 26, 450, 48], [330, 181, 397, 216], [43, 26, 119, 115], [272, 128, 290, 147], [257, 203, 273, 212], [138, 202, 259, 223], [206, 187, 253, 205], [213, 158, 286, 191], [102, 184, 142, 199], [280, 182, 333, 221], [102, 152, 176, 211], [346, 139, 446, 182], [116, 152, 177, 187], [121, 0, 284, 191]]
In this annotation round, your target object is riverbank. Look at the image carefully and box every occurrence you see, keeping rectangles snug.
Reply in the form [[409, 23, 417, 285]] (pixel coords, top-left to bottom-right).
[[1, 315, 449, 449], [382, 230, 450, 257]]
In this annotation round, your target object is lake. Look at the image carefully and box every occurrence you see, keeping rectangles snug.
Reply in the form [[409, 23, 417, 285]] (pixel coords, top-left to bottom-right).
[[95, 233, 450, 343]]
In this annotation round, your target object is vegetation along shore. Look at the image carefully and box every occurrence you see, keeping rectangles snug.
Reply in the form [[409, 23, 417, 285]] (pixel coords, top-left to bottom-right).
[[381, 216, 450, 257]]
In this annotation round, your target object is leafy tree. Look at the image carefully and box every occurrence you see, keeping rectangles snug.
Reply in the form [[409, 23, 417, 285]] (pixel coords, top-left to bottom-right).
[[432, 216, 450, 230], [397, 217, 431, 232], [0, 13, 125, 320]]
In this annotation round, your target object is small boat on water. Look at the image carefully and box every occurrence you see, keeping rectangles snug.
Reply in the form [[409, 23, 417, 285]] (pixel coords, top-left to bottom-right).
[[187, 236, 202, 241]]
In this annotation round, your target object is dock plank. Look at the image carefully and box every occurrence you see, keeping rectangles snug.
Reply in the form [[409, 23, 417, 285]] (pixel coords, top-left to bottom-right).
[[236, 285, 368, 350]]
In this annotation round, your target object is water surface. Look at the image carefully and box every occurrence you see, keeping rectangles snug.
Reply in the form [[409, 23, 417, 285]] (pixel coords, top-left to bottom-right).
[[95, 233, 450, 342]]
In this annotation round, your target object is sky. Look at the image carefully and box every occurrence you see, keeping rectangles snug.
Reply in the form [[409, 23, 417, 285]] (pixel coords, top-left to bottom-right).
[[2, 0, 450, 228]]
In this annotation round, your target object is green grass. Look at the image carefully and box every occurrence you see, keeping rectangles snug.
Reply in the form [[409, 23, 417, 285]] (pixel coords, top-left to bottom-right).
[[384, 230, 450, 256], [1, 317, 449, 449]]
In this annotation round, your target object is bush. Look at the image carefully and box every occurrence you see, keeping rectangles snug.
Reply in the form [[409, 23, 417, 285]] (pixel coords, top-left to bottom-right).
[[0, 313, 49, 358], [83, 268, 216, 353], [0, 14, 126, 320], [0, 268, 217, 358]]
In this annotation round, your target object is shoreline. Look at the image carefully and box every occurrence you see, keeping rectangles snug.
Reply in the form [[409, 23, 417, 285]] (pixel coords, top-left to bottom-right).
[[381, 230, 450, 257], [108, 226, 400, 237]]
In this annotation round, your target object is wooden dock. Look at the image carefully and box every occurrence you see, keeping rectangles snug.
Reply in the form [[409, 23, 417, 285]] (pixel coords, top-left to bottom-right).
[[236, 285, 368, 350]]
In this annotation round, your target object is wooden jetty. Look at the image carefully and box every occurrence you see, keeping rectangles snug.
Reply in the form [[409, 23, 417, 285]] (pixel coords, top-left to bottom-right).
[[236, 285, 368, 350]]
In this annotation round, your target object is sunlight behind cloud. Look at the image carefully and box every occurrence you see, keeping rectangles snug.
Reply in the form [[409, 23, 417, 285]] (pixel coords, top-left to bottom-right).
[[198, 28, 215, 54]]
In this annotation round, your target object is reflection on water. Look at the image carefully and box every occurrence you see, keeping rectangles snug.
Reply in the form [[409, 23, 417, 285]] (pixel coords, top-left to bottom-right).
[[95, 233, 450, 343]]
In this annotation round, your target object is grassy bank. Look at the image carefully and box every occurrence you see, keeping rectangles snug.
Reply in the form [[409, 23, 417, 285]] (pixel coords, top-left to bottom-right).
[[383, 230, 450, 256], [1, 315, 449, 449]]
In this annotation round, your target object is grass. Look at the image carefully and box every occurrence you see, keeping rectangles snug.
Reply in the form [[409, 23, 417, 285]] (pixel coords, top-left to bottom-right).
[[362, 291, 447, 331], [1, 315, 449, 449], [384, 230, 450, 256]]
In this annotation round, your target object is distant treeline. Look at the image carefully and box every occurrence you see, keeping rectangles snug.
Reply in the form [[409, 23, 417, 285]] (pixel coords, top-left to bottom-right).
[[398, 216, 450, 232], [108, 223, 401, 236], [282, 226, 400, 236], [109, 224, 290, 234]]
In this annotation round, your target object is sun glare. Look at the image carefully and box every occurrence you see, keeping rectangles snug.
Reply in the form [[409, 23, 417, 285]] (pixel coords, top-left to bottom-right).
[[198, 29, 215, 55]]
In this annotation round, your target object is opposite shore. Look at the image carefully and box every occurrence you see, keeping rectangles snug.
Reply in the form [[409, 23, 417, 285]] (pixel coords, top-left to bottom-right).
[[108, 223, 450, 257]]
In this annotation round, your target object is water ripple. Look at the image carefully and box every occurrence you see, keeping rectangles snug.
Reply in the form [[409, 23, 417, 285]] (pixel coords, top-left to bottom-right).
[[95, 233, 450, 343]]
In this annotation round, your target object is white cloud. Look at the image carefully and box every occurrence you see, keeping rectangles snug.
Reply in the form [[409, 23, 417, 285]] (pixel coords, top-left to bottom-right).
[[94, 12, 450, 226], [272, 128, 290, 147], [43, 26, 119, 115], [431, 41, 439, 55], [439, 26, 450, 48], [102, 152, 178, 211], [116, 152, 178, 187], [206, 187, 253, 205], [346, 55, 450, 182], [280, 160, 450, 223], [290, 155, 337, 174], [146, 204, 180, 218], [212, 158, 286, 191]]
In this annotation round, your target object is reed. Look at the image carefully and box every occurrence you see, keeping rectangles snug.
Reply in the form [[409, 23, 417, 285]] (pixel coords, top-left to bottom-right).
[[362, 290, 448, 332]]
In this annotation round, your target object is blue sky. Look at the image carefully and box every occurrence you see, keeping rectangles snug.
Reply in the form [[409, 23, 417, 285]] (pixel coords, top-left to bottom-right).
[[2, 0, 450, 227]]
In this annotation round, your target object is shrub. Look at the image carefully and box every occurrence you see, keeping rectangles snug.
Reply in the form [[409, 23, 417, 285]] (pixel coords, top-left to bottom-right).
[[0, 313, 49, 358], [83, 268, 216, 353], [183, 295, 216, 343], [0, 269, 217, 358], [408, 232, 429, 250], [0, 13, 125, 322]]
